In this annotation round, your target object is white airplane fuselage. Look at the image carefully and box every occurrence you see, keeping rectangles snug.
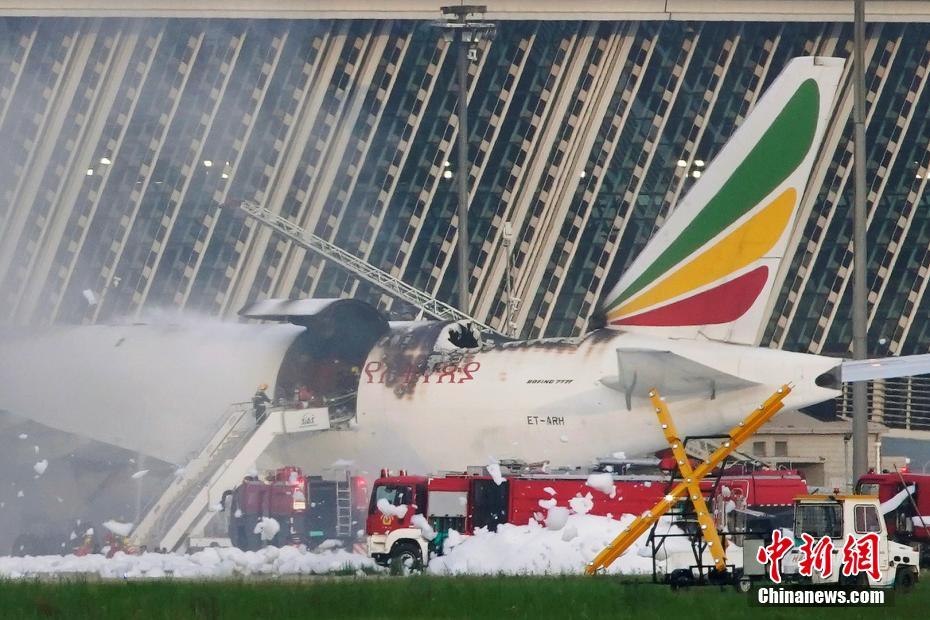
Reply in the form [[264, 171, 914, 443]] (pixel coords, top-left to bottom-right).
[[351, 327, 841, 470]]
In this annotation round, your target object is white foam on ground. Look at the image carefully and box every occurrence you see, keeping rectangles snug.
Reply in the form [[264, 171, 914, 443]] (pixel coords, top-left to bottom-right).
[[428, 513, 742, 576], [545, 507, 570, 530], [0, 546, 376, 579], [0, 515, 741, 578]]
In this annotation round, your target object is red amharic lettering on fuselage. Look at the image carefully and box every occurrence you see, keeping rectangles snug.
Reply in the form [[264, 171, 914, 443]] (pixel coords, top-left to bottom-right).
[[363, 360, 481, 385]]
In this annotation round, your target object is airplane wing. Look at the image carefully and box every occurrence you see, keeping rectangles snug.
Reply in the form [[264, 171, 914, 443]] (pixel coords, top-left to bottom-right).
[[601, 348, 758, 409], [841, 353, 930, 382]]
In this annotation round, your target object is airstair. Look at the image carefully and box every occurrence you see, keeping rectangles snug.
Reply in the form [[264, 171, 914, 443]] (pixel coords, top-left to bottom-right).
[[683, 437, 775, 470], [133, 402, 340, 551]]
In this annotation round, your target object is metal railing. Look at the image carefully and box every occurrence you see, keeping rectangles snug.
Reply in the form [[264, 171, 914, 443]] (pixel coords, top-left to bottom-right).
[[839, 376, 930, 431], [132, 402, 254, 547], [685, 437, 775, 470], [237, 200, 501, 335]]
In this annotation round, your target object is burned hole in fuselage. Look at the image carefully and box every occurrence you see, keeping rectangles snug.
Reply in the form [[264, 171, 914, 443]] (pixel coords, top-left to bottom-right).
[[275, 302, 389, 418], [446, 322, 480, 349]]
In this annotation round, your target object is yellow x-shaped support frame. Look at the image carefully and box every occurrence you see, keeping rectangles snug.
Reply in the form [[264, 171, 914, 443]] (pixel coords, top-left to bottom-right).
[[651, 389, 727, 571], [584, 384, 792, 575]]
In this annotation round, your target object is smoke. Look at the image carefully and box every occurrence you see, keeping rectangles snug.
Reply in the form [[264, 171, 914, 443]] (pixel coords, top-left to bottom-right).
[[0, 314, 302, 464]]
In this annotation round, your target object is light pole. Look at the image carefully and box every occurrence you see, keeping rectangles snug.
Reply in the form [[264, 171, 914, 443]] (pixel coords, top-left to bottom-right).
[[502, 221, 519, 337], [434, 5, 495, 314], [852, 0, 869, 481]]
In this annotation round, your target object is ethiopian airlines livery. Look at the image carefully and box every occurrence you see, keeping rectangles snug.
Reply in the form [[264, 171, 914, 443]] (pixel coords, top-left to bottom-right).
[[343, 57, 927, 470], [3, 57, 930, 474]]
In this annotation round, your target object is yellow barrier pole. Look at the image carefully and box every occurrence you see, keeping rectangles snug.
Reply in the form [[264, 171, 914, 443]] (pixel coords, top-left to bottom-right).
[[584, 384, 791, 575]]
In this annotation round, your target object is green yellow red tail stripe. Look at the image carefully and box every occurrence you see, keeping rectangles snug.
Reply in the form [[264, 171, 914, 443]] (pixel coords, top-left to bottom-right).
[[606, 77, 821, 328], [613, 266, 769, 326], [608, 188, 796, 322]]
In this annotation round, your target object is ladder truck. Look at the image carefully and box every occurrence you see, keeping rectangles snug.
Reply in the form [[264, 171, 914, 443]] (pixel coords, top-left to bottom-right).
[[856, 470, 930, 566], [224, 466, 369, 551], [366, 461, 806, 570]]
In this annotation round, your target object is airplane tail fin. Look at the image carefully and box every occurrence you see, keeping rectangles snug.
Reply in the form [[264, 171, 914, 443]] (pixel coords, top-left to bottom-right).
[[603, 57, 843, 345]]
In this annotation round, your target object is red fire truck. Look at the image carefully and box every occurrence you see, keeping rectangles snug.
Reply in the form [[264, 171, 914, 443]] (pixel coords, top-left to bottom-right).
[[225, 466, 368, 550], [856, 470, 930, 565], [365, 464, 807, 568]]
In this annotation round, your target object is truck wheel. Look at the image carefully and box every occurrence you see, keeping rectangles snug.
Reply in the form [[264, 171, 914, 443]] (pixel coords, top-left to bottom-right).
[[895, 566, 917, 592], [243, 528, 262, 552], [229, 525, 241, 550], [736, 577, 753, 593], [12, 533, 37, 556], [839, 572, 869, 588], [389, 542, 423, 574], [669, 568, 694, 590]]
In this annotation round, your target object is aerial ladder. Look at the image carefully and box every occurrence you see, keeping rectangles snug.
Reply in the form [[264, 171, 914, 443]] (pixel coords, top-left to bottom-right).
[[236, 200, 502, 335], [585, 384, 793, 575]]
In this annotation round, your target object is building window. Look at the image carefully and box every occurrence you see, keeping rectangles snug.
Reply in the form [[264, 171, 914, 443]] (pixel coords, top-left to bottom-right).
[[752, 441, 767, 457], [775, 441, 788, 457]]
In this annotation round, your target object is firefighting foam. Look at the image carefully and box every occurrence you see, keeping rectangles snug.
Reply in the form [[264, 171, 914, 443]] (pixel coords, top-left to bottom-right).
[[0, 513, 737, 579], [0, 316, 302, 463]]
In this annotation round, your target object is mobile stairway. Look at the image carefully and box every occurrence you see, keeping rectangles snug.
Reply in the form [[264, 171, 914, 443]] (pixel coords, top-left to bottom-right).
[[132, 399, 353, 551]]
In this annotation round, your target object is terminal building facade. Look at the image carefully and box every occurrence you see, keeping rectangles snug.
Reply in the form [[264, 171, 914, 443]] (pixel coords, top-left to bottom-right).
[[1, 3, 930, 428]]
